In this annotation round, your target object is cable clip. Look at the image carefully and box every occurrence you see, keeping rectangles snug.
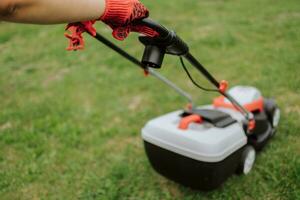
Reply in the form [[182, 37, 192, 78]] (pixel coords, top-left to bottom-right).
[[219, 80, 229, 93]]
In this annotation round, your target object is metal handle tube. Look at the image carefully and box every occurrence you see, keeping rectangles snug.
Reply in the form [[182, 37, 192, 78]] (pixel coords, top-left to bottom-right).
[[223, 92, 253, 120], [90, 32, 194, 107], [92, 33, 142, 68], [148, 68, 194, 107]]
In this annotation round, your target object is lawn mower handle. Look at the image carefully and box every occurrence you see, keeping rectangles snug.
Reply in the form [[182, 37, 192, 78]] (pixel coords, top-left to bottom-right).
[[90, 18, 255, 132]]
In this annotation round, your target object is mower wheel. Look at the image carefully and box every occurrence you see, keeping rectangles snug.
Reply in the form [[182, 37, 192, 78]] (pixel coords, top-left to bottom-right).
[[264, 99, 280, 136], [237, 145, 256, 175]]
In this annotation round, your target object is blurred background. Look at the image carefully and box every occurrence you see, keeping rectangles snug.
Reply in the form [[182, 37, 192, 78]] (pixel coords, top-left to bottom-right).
[[0, 0, 299, 199]]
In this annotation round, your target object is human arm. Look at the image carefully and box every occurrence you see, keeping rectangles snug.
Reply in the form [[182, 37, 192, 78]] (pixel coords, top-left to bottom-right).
[[0, 0, 158, 50], [0, 0, 105, 24]]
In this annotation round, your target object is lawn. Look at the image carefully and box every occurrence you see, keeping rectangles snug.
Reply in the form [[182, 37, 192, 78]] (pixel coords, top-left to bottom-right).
[[0, 0, 299, 199]]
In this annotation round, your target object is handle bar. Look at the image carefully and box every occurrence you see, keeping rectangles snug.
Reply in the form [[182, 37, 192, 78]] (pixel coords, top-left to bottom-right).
[[135, 18, 255, 125], [91, 18, 255, 133]]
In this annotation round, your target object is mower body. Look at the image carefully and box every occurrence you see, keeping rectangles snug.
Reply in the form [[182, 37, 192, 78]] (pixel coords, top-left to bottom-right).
[[142, 86, 279, 190]]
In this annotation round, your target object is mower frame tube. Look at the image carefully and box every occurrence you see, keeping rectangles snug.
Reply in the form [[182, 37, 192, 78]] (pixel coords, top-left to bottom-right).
[[93, 33, 142, 68], [90, 18, 254, 131], [89, 32, 194, 107]]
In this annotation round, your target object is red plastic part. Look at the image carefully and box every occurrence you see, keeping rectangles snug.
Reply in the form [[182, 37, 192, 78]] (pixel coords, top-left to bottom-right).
[[248, 119, 256, 132], [178, 114, 203, 130], [219, 80, 229, 93], [213, 96, 264, 113]]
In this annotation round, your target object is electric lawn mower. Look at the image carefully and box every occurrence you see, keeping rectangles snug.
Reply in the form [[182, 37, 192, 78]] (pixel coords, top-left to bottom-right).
[[87, 18, 280, 190]]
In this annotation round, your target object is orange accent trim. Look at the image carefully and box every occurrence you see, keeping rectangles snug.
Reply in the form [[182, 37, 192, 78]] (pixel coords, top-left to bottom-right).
[[143, 69, 149, 77], [219, 80, 229, 93], [213, 96, 264, 113], [179, 114, 203, 130], [248, 119, 256, 132]]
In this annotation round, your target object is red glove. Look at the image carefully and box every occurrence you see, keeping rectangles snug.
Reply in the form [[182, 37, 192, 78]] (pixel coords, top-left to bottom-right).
[[64, 21, 97, 51], [65, 0, 158, 51], [100, 0, 158, 40]]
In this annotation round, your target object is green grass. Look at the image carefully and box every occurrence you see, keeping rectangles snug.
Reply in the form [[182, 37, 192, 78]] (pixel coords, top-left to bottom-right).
[[0, 0, 300, 199]]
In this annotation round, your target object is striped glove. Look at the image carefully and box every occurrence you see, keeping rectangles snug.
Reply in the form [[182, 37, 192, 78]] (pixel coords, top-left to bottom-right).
[[65, 0, 158, 50]]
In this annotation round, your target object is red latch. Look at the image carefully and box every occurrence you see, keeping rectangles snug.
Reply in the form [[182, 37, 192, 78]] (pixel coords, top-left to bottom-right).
[[219, 80, 229, 93], [248, 119, 256, 132], [178, 114, 203, 130]]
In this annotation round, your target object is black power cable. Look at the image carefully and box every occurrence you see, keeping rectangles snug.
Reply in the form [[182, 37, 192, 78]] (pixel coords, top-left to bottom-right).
[[180, 57, 251, 118], [179, 57, 219, 93]]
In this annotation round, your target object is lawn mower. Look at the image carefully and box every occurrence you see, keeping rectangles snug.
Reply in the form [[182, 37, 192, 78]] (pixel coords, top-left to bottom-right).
[[89, 18, 280, 190]]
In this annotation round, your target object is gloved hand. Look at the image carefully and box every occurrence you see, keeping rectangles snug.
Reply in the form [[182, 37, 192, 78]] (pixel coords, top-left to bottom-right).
[[65, 21, 97, 51], [100, 0, 158, 40], [65, 0, 158, 50]]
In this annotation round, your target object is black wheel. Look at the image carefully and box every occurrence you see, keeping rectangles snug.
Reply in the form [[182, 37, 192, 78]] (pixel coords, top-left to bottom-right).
[[236, 145, 256, 175], [264, 99, 280, 136]]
